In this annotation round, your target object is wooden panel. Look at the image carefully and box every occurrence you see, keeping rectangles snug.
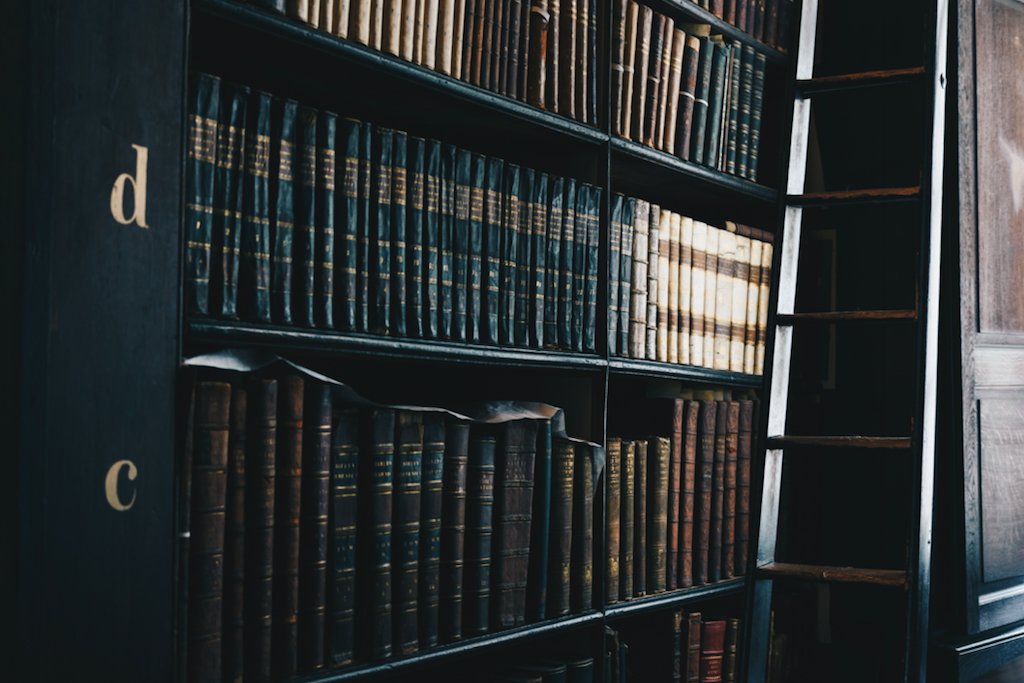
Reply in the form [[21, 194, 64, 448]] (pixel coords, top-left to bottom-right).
[[757, 562, 907, 586], [979, 398, 1024, 582]]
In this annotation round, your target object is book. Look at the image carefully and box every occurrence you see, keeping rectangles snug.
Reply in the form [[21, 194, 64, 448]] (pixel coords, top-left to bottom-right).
[[575, 0, 589, 121], [545, 176, 564, 348], [548, 437, 575, 616], [507, 0, 523, 99], [642, 12, 666, 146], [723, 618, 739, 683], [469, 154, 486, 343], [223, 386, 246, 683], [338, 118, 361, 332], [679, 400, 699, 589], [439, 421, 470, 642], [608, 194, 623, 356], [672, 610, 683, 683], [668, 212, 682, 364], [440, 143, 456, 339], [356, 121, 373, 333], [587, 0, 596, 124], [689, 221, 707, 365], [629, 199, 649, 359], [704, 42, 730, 170], [648, 435, 670, 593], [500, 164, 520, 346], [360, 408, 396, 660], [352, 0, 372, 44], [571, 444, 593, 613], [419, 415, 446, 648], [465, 0, 481, 83], [605, 437, 622, 605], [407, 136, 426, 337], [452, 0, 467, 77], [532, 173, 549, 348], [186, 73, 220, 318], [484, 0, 499, 89], [424, 140, 442, 338], [422, 0, 440, 66], [655, 18, 675, 151], [633, 438, 647, 597], [657, 209, 671, 362], [708, 401, 726, 583], [646, 205, 660, 360], [713, 230, 735, 370], [327, 408, 358, 667], [583, 184, 601, 353], [678, 216, 693, 365], [212, 82, 248, 322], [571, 182, 587, 352], [684, 612, 702, 683], [689, 36, 713, 165], [748, 53, 767, 181], [629, 5, 652, 141], [371, 128, 394, 335], [694, 401, 715, 585], [334, 0, 351, 36], [483, 158, 503, 345], [619, 0, 638, 136], [316, 111, 338, 330], [527, 419, 553, 622], [735, 400, 752, 576], [273, 375, 303, 679], [611, 0, 627, 135], [730, 235, 750, 372], [464, 431, 496, 636], [390, 131, 409, 336], [725, 44, 742, 175], [518, 0, 530, 101], [675, 34, 701, 160], [664, 29, 685, 153], [620, 439, 635, 600], [559, 178, 576, 350], [702, 225, 719, 369], [293, 106, 317, 328], [619, 197, 634, 356], [722, 401, 738, 579], [736, 45, 754, 179], [546, 0, 560, 110], [240, 91, 274, 324], [744, 238, 761, 374], [515, 168, 534, 346], [699, 619, 726, 682], [755, 241, 772, 374], [527, 0, 548, 108], [270, 98, 298, 327], [666, 399, 683, 591], [453, 148, 472, 341]]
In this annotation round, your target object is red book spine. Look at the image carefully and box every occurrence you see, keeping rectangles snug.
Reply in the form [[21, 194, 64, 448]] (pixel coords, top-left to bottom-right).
[[699, 619, 727, 682], [694, 401, 716, 585], [666, 398, 683, 591], [709, 401, 726, 583], [679, 400, 699, 589]]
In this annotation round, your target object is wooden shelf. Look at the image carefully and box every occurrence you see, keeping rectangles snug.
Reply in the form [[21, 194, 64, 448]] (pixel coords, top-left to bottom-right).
[[657, 0, 790, 65], [777, 310, 917, 325], [604, 578, 747, 618], [608, 358, 763, 387], [787, 186, 921, 207], [765, 435, 913, 449], [797, 66, 926, 95], [756, 562, 907, 586]]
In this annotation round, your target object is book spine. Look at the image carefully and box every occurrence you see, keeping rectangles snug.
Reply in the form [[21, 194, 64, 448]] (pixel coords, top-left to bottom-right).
[[453, 149, 472, 341], [723, 618, 739, 683], [756, 242, 771, 375], [240, 92, 273, 324], [583, 184, 601, 353], [685, 612, 702, 683], [699, 619, 726, 682], [515, 168, 534, 346], [736, 45, 754, 179], [689, 221, 707, 366], [468, 154, 486, 342], [188, 382, 231, 683], [629, 439, 646, 598], [327, 408, 358, 667], [548, 438, 575, 616], [500, 165, 521, 346], [393, 412, 424, 655], [271, 99, 298, 327], [424, 140, 441, 338], [587, 0, 596, 124], [646, 205, 660, 360], [335, 0, 351, 36], [499, 0, 513, 95], [452, 0, 467, 76], [777, 0, 793, 52], [527, 0, 549, 108], [679, 400, 699, 588], [570, 444, 593, 613], [436, 0, 455, 72], [357, 123, 373, 333], [527, 418, 553, 621], [485, 0, 499, 89], [648, 436, 669, 593], [439, 422, 470, 642], [422, 0, 440, 66], [744, 239, 761, 374], [574, 0, 588, 119], [361, 409, 396, 660], [466, 0, 481, 84], [629, 199, 649, 359], [725, 44, 742, 175], [666, 399, 683, 591], [484, 158, 503, 345], [655, 18, 675, 151], [748, 53, 766, 181], [736, 401, 752, 575], [713, 230, 735, 370], [723, 402, 739, 579], [668, 212, 681, 364], [545, 175, 564, 348], [619, 0, 637, 136], [186, 73, 220, 318], [518, 0, 530, 101], [730, 236, 750, 372], [371, 128, 393, 334], [463, 432, 496, 636], [317, 112, 337, 330], [672, 610, 683, 683], [213, 83, 247, 321], [408, 137, 426, 337], [629, 6, 652, 140], [675, 35, 700, 160], [507, 0, 523, 99], [678, 217, 693, 365], [532, 173, 549, 348], [643, 13, 666, 146], [702, 225, 719, 369], [546, 0, 560, 111], [709, 401, 726, 583], [689, 38, 713, 165], [418, 415, 446, 648], [694, 401, 715, 585], [298, 383, 331, 673], [338, 118, 360, 332], [559, 178, 576, 349], [608, 194, 623, 355], [605, 437, 622, 605], [664, 30, 684, 152], [620, 440, 635, 601], [223, 387, 246, 683], [619, 197, 634, 356], [273, 376, 303, 679], [559, 0, 577, 120], [657, 209, 671, 362], [439, 144, 456, 339], [293, 107, 318, 328], [704, 43, 729, 169], [391, 131, 409, 336]]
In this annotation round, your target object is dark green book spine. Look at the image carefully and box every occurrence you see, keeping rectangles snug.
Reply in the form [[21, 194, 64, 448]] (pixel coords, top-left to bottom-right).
[[298, 383, 331, 673], [703, 43, 730, 170], [186, 72, 220, 317], [608, 194, 623, 356], [689, 37, 713, 165], [408, 137, 426, 337], [440, 144, 456, 339], [571, 182, 586, 352], [725, 45, 742, 176], [527, 418, 553, 622], [213, 82, 248, 321], [453, 149, 472, 342], [633, 438, 647, 597], [360, 409, 396, 661], [620, 439, 635, 601], [515, 168, 535, 347], [327, 408, 358, 668], [583, 184, 600, 353], [531, 173, 548, 348], [390, 131, 408, 336], [463, 432, 497, 636], [736, 45, 754, 179], [500, 165, 521, 345], [748, 53, 767, 181], [293, 106, 317, 327], [357, 123, 373, 333], [710, 402, 727, 583], [483, 157, 504, 345], [316, 111, 337, 330], [241, 91, 273, 323], [548, 438, 574, 616], [618, 197, 634, 357], [559, 178, 576, 349], [393, 411, 423, 655], [469, 154, 486, 343], [439, 422, 470, 642], [419, 415, 446, 648], [570, 443, 593, 613], [545, 176, 563, 348], [338, 118, 360, 332], [271, 99, 297, 326], [648, 436, 670, 594], [372, 127, 393, 335], [424, 140, 442, 338], [605, 438, 621, 605]]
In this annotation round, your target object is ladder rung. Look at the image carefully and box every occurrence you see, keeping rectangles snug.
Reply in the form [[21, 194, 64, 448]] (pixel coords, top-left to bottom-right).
[[777, 310, 917, 325], [796, 66, 926, 95], [765, 435, 913, 449], [788, 186, 921, 207], [757, 562, 908, 586]]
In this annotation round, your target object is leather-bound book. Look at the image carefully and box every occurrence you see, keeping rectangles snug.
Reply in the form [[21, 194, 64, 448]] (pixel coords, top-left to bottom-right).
[[558, 0, 577, 120], [424, 140, 442, 338], [393, 412, 424, 655], [186, 73, 219, 318], [693, 401, 715, 584], [453, 148, 472, 342], [743, 238, 761, 374], [656, 209, 670, 362], [633, 438, 647, 597], [487, 0, 503, 91], [679, 400, 699, 588], [469, 154, 486, 343], [583, 184, 601, 353], [400, 0, 417, 60], [270, 99, 298, 326], [703, 42, 729, 170], [497, 0, 512, 95], [656, 18, 674, 147], [747, 53, 766, 181], [708, 401, 726, 583], [418, 415, 446, 648], [452, 0, 468, 78], [663, 29, 685, 153], [587, 0, 597, 124], [667, 212, 681, 364], [628, 199, 649, 359], [371, 127, 393, 335], [273, 375, 303, 679], [527, 0, 548, 108], [320, 0, 333, 31], [678, 216, 693, 365], [735, 400, 752, 575], [710, 0, 723, 18], [722, 402, 738, 578], [675, 34, 701, 161], [610, 0, 627, 135], [483, 157, 503, 345], [436, 0, 456, 73], [548, 438, 575, 616], [752, 0, 765, 40], [725, 44, 741, 175], [722, 618, 739, 682], [480, 0, 497, 90], [642, 13, 666, 147], [647, 435, 669, 593], [724, 0, 734, 26], [688, 37, 713, 165], [439, 143, 456, 339], [188, 382, 231, 683], [337, 118, 361, 332], [671, 610, 683, 682], [293, 106, 317, 328], [390, 131, 409, 336], [755, 241, 771, 375], [492, 420, 539, 628], [620, 439, 635, 601], [382, 0, 403, 54], [407, 136, 426, 337], [240, 91, 273, 323], [559, 179, 577, 350], [646, 206, 660, 360], [334, 0, 351, 36], [439, 421, 470, 642], [351, 0, 372, 44], [317, 111, 338, 330], [545, 176, 564, 348], [527, 419, 553, 621], [666, 398, 684, 591], [566, 657, 594, 683], [327, 408, 358, 668], [298, 383, 331, 672], [359, 409, 396, 660], [729, 234, 749, 372], [684, 612, 702, 683], [516, 0, 530, 101], [515, 168, 535, 347], [507, 0, 523, 100], [574, 0, 588, 121], [500, 165, 521, 346], [223, 387, 246, 683], [245, 379, 277, 683], [702, 225, 719, 369], [463, 430, 496, 636], [604, 437, 621, 605], [763, 0, 778, 49], [422, 0, 440, 67], [688, 221, 706, 366], [619, 197, 634, 357], [628, 5, 652, 141], [356, 122, 373, 333], [735, 0, 746, 35], [713, 230, 735, 370], [570, 443, 593, 613], [736, 45, 754, 179], [777, 0, 793, 52], [699, 619, 726, 682], [212, 82, 247, 322], [546, 0, 559, 112], [608, 194, 623, 355], [531, 173, 549, 348], [619, 1, 638, 136]]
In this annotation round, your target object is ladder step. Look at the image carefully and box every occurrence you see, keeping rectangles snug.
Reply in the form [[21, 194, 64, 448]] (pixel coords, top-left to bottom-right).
[[765, 435, 913, 449], [788, 186, 920, 207], [777, 310, 916, 325], [796, 66, 926, 96], [757, 562, 908, 586]]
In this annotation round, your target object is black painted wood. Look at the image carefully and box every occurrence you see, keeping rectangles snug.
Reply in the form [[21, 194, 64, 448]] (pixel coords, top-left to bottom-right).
[[603, 578, 746, 618], [933, 620, 1024, 683]]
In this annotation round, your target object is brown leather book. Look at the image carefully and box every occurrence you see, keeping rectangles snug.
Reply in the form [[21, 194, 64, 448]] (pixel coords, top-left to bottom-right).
[[245, 379, 277, 683], [633, 439, 647, 597], [604, 437, 621, 605], [439, 422, 470, 642], [753, 0, 765, 41], [610, 0, 627, 135], [694, 401, 715, 585], [545, 0, 559, 111], [642, 12, 666, 147], [487, 0, 502, 90], [574, 0, 589, 121], [518, 0, 531, 101], [647, 435, 670, 593], [709, 401, 727, 583], [710, 0, 723, 18], [393, 412, 424, 654], [506, 0, 523, 99], [418, 415, 446, 648], [496, 0, 512, 94], [223, 387, 246, 683], [629, 5, 652, 141], [620, 439, 635, 601], [675, 34, 701, 160], [655, 18, 675, 151], [526, 0, 549, 108], [724, 0, 734, 24], [463, 431, 496, 636], [619, 0, 639, 137], [481, 0, 497, 90], [700, 619, 727, 682], [558, 0, 577, 120], [666, 399, 683, 591], [685, 612, 702, 682], [764, 0, 779, 46], [298, 382, 331, 672], [188, 382, 231, 683], [453, 0, 468, 78], [722, 402, 739, 579], [736, 401, 753, 576], [679, 400, 699, 589], [548, 438, 575, 616], [736, 0, 747, 34], [273, 375, 303, 679], [467, 0, 482, 84], [723, 617, 739, 682]]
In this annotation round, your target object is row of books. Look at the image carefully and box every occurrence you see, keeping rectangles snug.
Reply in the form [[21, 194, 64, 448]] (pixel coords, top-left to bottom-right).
[[612, 2, 767, 181], [609, 195, 773, 375], [697, 0, 793, 51], [607, 613, 741, 683], [184, 372, 598, 683], [186, 73, 604, 352], [605, 397, 758, 605], [248, 0, 598, 124]]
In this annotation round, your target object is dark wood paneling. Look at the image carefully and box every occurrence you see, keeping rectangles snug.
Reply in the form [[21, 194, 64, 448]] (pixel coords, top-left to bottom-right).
[[978, 397, 1024, 582]]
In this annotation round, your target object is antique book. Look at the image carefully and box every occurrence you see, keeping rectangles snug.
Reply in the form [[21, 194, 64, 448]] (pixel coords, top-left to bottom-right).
[[657, 209, 672, 362], [619, 197, 634, 356], [675, 34, 701, 160], [699, 619, 727, 682], [753, 0, 765, 40], [507, 0, 523, 99], [559, 178, 577, 349], [407, 136, 426, 337], [735, 400, 753, 575], [566, 658, 594, 683], [678, 215, 693, 365], [648, 435, 670, 593], [583, 184, 601, 353], [611, 0, 628, 134], [694, 401, 715, 585], [570, 444, 594, 613], [619, 0, 639, 137], [587, 0, 597, 124], [684, 612, 702, 683], [723, 618, 739, 682], [672, 610, 683, 683], [666, 398, 684, 591], [642, 12, 667, 146], [605, 437, 622, 605], [708, 401, 726, 583], [571, 181, 587, 352], [334, 0, 351, 36], [608, 194, 623, 355], [338, 118, 361, 332], [531, 173, 549, 348], [777, 0, 793, 52], [664, 29, 685, 154], [713, 230, 735, 370], [722, 402, 738, 578], [546, 0, 560, 111], [316, 111, 337, 330], [390, 131, 409, 336], [351, 0, 372, 44], [702, 225, 719, 369], [755, 241, 772, 374], [371, 127, 393, 335], [452, 0, 468, 78], [420, 0, 440, 66], [393, 412, 424, 655], [655, 17, 675, 151], [469, 154, 486, 343], [436, 0, 456, 73], [689, 36, 713, 165], [298, 383, 331, 672], [668, 212, 682, 364], [270, 99, 298, 327], [747, 53, 767, 181], [292, 107, 317, 328], [245, 379, 277, 682], [463, 431, 496, 636], [439, 421, 470, 642], [498, 0, 513, 94], [188, 382, 231, 683], [743, 238, 761, 374], [273, 376, 303, 679], [356, 122, 373, 333], [688, 221, 707, 366], [186, 73, 220, 318], [418, 415, 446, 648], [484, 0, 499, 90], [629, 5, 652, 141], [633, 438, 647, 597], [527, 419, 553, 621], [512, 168, 532, 346], [703, 42, 730, 170], [574, 0, 589, 121], [212, 82, 248, 322], [620, 439, 635, 600], [527, 0, 548, 108], [439, 143, 456, 339], [725, 44, 742, 174], [453, 148, 472, 341], [647, 206, 661, 360], [548, 438, 575, 616], [424, 140, 442, 338], [679, 400, 699, 588], [500, 164, 521, 346], [736, 45, 754, 179], [629, 199, 650, 359], [518, 0, 531, 102], [729, 235, 750, 372], [223, 387, 246, 683], [241, 91, 274, 323], [483, 157, 503, 345], [327, 408, 359, 667], [545, 176, 564, 348], [360, 409, 396, 660], [465, 0, 481, 84]]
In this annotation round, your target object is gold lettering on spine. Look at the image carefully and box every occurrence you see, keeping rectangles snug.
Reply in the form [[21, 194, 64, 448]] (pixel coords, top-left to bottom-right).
[[110, 144, 149, 228], [105, 459, 138, 511]]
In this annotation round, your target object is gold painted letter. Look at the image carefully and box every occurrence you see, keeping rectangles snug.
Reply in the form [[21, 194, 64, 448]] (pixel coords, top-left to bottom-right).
[[110, 143, 149, 227], [105, 459, 138, 511]]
